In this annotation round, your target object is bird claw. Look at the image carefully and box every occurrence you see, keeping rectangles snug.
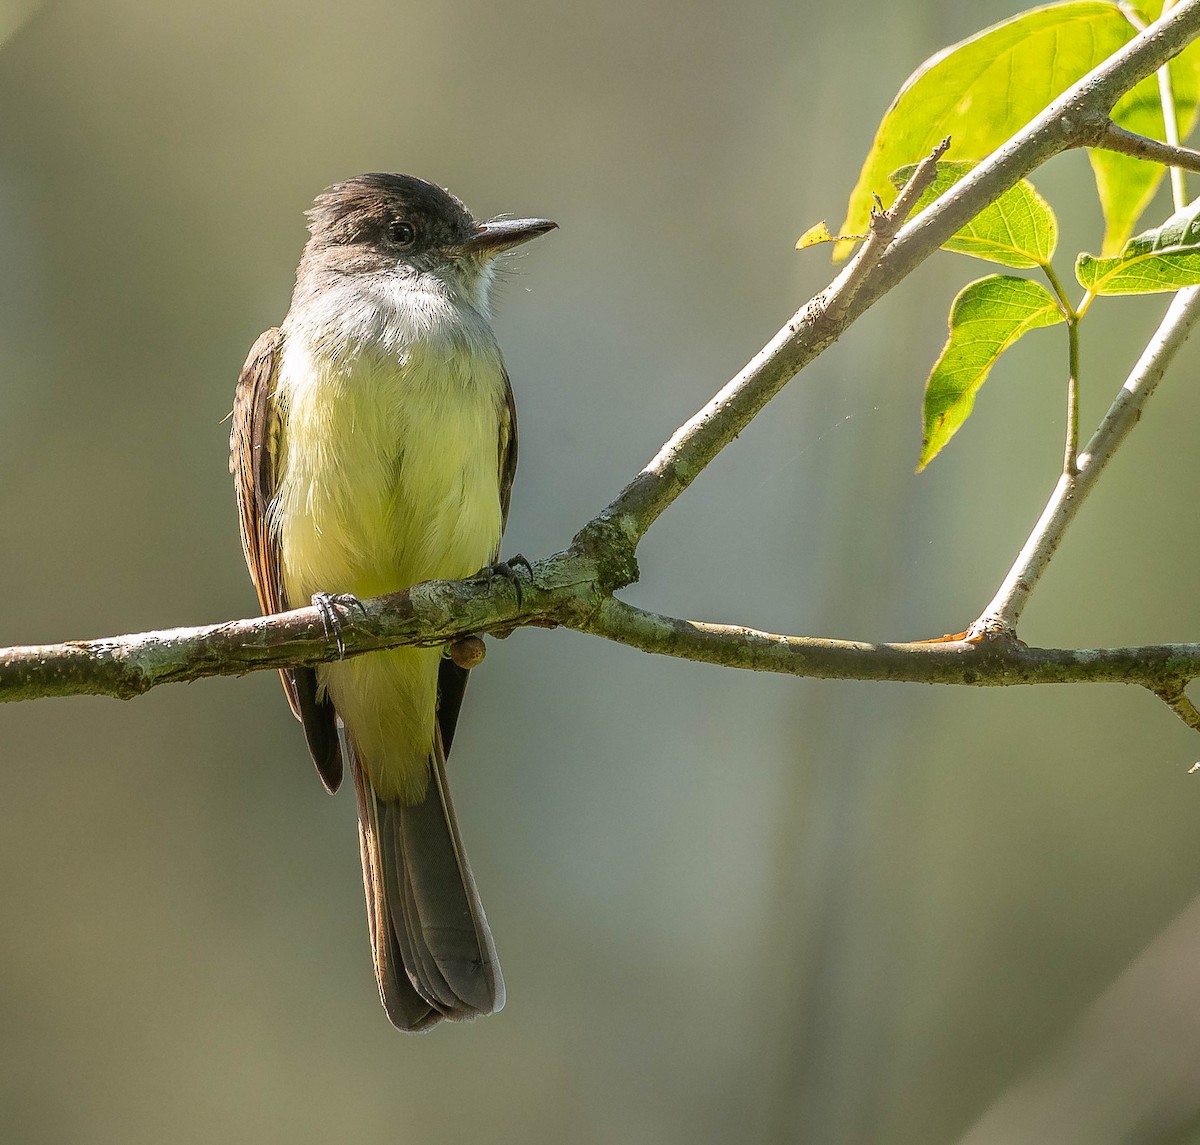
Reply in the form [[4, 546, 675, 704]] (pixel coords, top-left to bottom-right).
[[312, 592, 365, 659], [487, 554, 533, 608]]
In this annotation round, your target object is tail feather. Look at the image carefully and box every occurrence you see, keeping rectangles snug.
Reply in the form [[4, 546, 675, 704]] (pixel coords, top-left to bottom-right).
[[350, 733, 503, 1030], [386, 821, 459, 1011], [353, 760, 439, 1030]]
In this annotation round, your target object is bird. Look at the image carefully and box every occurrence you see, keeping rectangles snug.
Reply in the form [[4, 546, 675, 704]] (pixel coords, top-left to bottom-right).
[[230, 172, 555, 1029]]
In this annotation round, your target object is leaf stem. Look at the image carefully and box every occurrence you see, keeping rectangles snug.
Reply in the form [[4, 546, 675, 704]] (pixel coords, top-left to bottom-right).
[[1042, 262, 1082, 475], [1041, 262, 1078, 320], [1064, 318, 1081, 475], [1118, 2, 1148, 30]]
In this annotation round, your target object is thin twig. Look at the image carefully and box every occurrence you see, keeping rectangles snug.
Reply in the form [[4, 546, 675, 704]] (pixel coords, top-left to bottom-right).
[[1092, 120, 1200, 181], [578, 597, 1200, 689], [1151, 684, 1200, 731], [973, 286, 1200, 635], [824, 138, 951, 326]]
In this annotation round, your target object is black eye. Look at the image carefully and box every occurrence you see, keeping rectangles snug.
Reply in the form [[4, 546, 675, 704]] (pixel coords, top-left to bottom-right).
[[389, 220, 416, 247]]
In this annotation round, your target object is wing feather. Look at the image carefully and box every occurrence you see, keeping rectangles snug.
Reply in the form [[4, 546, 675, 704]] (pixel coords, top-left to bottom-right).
[[231, 328, 343, 792], [434, 367, 517, 759]]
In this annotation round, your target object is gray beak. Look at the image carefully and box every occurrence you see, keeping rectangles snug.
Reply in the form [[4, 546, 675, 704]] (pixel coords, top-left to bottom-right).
[[465, 217, 557, 254]]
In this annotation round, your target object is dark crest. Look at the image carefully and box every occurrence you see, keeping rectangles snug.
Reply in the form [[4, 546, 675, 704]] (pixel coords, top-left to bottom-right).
[[305, 173, 477, 254]]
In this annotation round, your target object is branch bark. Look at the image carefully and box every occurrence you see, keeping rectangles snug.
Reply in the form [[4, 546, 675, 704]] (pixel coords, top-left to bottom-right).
[[5, 580, 1200, 701], [1090, 120, 1200, 176]]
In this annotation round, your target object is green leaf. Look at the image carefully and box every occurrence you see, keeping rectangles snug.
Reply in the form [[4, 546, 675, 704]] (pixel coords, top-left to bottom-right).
[[890, 160, 1057, 267], [1077, 196, 1200, 292], [837, 2, 1200, 262], [919, 276, 1066, 471]]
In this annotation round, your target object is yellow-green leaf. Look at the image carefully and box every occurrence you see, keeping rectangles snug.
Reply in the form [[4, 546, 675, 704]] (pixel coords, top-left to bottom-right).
[[1077, 196, 1200, 291], [919, 276, 1066, 470], [890, 160, 1057, 267], [796, 221, 835, 250], [837, 2, 1200, 262]]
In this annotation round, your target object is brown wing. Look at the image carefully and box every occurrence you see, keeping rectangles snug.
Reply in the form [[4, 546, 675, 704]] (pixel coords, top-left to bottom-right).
[[498, 367, 518, 532], [231, 328, 343, 793], [435, 368, 518, 758]]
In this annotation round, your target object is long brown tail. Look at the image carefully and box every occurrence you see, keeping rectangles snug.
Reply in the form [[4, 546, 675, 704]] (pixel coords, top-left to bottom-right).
[[350, 731, 504, 1031]]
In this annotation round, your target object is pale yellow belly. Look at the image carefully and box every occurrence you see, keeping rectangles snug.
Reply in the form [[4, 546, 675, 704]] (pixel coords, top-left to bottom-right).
[[271, 339, 506, 801]]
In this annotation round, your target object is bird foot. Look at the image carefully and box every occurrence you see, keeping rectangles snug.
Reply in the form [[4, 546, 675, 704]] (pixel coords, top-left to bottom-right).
[[311, 592, 366, 659], [486, 554, 533, 608]]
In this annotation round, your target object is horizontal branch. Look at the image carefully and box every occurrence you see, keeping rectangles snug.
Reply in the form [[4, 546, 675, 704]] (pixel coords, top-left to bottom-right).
[[580, 598, 1200, 691], [6, 5, 1200, 716], [5, 574, 1200, 703], [0, 550, 597, 702]]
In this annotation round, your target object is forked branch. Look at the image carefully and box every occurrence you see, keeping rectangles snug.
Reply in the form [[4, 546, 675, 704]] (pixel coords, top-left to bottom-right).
[[5, 2, 1200, 728]]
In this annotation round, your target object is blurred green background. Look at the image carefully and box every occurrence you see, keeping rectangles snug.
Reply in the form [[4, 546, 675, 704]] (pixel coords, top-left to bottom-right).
[[3, 1, 1200, 1142]]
